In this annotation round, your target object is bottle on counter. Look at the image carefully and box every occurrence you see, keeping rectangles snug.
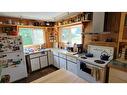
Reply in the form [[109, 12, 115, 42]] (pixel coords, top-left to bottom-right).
[[73, 43, 78, 52]]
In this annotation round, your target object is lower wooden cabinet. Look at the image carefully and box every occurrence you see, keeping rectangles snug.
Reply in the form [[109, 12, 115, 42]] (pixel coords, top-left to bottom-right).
[[108, 68, 127, 83], [67, 61, 77, 75], [59, 58, 67, 70], [31, 58, 40, 71]]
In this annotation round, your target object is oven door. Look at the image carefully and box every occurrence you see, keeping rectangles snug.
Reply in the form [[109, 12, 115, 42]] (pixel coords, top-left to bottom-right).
[[77, 60, 96, 83]]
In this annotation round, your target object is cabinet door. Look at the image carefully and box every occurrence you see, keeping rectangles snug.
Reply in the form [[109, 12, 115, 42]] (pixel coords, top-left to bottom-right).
[[59, 58, 66, 70], [30, 58, 40, 71], [48, 51, 54, 65], [53, 55, 59, 68], [67, 61, 77, 75], [40, 56, 48, 68]]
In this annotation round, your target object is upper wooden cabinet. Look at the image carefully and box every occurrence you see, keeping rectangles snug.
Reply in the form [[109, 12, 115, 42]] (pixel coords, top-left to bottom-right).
[[104, 12, 121, 33]]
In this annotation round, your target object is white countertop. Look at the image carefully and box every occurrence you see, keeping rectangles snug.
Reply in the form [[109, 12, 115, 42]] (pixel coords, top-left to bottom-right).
[[25, 48, 110, 68]]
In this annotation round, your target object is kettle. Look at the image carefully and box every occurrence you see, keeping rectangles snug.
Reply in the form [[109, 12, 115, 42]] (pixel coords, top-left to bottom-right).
[[100, 51, 110, 61]]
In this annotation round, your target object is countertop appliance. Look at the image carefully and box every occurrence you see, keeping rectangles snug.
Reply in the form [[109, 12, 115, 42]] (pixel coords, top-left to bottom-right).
[[77, 44, 83, 53], [77, 45, 114, 83], [0, 34, 27, 82]]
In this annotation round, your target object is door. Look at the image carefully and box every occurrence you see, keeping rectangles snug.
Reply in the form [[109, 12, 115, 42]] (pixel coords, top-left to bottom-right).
[[53, 55, 59, 68], [40, 56, 48, 68], [30, 58, 40, 71], [59, 58, 66, 70], [67, 61, 77, 75]]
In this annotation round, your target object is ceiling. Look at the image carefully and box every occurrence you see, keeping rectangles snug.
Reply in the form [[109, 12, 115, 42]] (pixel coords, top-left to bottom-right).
[[0, 12, 80, 21]]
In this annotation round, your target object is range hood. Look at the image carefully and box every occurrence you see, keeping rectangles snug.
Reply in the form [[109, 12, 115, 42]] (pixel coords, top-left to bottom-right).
[[84, 12, 105, 34]]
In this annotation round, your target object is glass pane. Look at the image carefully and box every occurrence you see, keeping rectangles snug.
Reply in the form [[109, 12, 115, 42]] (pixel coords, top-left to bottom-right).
[[71, 27, 82, 44], [19, 28, 33, 45], [33, 29, 44, 45], [61, 28, 70, 43]]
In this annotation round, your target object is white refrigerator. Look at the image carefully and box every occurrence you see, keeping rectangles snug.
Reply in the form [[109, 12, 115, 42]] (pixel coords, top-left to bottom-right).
[[0, 34, 27, 82]]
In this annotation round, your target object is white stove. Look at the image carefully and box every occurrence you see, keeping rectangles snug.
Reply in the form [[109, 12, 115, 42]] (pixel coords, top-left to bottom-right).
[[80, 45, 114, 67], [79, 57, 110, 68], [77, 45, 114, 83]]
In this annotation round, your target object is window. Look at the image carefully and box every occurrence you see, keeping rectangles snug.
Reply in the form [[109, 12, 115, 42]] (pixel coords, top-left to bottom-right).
[[60, 25, 82, 45], [19, 28, 45, 46], [32, 29, 45, 45]]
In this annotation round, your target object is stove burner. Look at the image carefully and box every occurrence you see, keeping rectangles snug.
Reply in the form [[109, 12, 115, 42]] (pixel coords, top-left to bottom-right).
[[94, 60, 105, 64], [80, 56, 87, 59]]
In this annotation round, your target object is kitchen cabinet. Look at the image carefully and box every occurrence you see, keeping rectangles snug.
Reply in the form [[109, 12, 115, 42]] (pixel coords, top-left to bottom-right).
[[40, 56, 48, 68], [59, 57, 67, 69], [108, 68, 127, 83], [104, 12, 121, 33], [67, 61, 77, 75], [66, 55, 77, 74], [48, 51, 54, 65], [53, 55, 59, 68], [26, 51, 48, 73], [30, 57, 40, 71]]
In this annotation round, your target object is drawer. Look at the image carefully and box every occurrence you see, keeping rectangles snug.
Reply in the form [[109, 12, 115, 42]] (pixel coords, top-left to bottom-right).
[[109, 68, 127, 82], [59, 53, 66, 59], [67, 56, 77, 63], [30, 53, 41, 58]]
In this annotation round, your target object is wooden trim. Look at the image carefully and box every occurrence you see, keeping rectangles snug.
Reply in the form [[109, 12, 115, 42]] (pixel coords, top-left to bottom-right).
[[0, 24, 17, 27], [89, 41, 117, 47], [117, 12, 127, 57], [0, 24, 54, 29], [118, 13, 126, 41], [17, 25, 46, 29], [57, 20, 90, 28], [58, 13, 83, 22]]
